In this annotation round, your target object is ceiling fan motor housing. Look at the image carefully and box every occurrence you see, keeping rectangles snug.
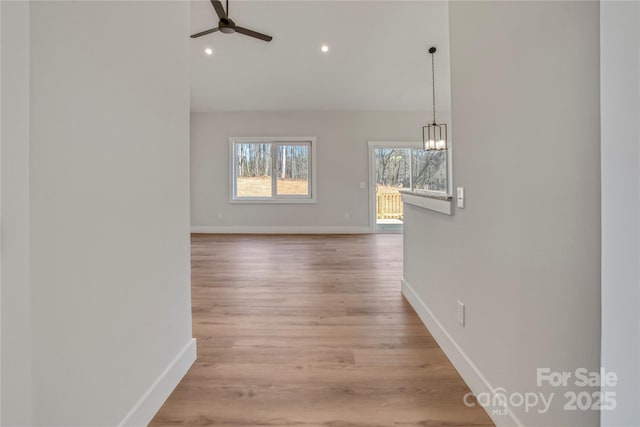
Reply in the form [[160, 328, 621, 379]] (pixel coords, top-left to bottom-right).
[[219, 18, 235, 33], [190, 0, 272, 41]]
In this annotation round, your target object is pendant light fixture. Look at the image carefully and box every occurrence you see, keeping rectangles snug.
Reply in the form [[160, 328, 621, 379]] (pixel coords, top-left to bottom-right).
[[423, 46, 448, 151]]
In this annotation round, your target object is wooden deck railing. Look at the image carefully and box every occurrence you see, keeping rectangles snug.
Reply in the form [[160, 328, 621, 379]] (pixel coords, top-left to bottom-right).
[[376, 192, 403, 220]]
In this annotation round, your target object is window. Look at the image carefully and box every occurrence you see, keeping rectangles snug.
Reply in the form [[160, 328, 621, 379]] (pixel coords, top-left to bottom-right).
[[411, 149, 447, 193], [230, 137, 316, 203], [370, 145, 448, 230], [372, 147, 447, 195]]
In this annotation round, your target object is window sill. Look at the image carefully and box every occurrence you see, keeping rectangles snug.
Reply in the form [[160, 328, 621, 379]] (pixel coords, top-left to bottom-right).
[[230, 198, 317, 204], [399, 190, 453, 215]]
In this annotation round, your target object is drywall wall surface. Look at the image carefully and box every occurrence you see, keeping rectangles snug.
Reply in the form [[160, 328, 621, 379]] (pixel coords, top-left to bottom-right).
[[600, 2, 640, 426], [404, 2, 600, 426], [29, 1, 192, 424], [0, 1, 32, 425], [191, 111, 432, 230]]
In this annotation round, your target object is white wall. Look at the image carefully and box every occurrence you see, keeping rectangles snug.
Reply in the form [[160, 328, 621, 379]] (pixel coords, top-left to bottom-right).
[[600, 2, 640, 426], [402, 2, 600, 426], [0, 1, 33, 424], [191, 111, 433, 232], [27, 1, 194, 425], [1, 0, 3, 421], [1, 2, 2, 419]]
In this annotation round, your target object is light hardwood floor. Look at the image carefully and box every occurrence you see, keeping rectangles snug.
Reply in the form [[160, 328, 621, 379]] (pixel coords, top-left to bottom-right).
[[150, 234, 494, 427]]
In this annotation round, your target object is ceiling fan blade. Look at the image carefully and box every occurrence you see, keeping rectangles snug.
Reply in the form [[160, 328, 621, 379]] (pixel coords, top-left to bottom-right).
[[210, 0, 227, 19], [190, 27, 219, 38], [236, 26, 273, 42]]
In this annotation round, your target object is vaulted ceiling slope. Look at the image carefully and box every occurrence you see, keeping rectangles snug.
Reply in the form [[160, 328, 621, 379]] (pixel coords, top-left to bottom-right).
[[190, 0, 451, 112]]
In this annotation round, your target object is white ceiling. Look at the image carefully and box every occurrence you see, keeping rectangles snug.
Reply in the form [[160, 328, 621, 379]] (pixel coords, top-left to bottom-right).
[[190, 1, 451, 112]]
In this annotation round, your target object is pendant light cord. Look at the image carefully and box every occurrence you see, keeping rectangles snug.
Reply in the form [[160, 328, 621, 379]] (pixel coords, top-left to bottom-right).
[[431, 50, 436, 125]]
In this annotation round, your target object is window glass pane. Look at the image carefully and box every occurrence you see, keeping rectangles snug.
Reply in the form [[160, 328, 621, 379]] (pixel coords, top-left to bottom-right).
[[236, 143, 272, 197], [412, 149, 447, 192], [276, 144, 309, 196], [375, 148, 411, 190], [374, 148, 410, 224], [375, 148, 411, 225]]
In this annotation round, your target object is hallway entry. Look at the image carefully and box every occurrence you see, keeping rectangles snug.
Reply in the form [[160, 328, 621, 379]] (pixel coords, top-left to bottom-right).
[[151, 234, 493, 426]]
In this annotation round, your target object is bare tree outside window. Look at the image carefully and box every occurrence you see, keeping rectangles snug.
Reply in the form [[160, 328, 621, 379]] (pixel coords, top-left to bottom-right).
[[411, 149, 447, 193]]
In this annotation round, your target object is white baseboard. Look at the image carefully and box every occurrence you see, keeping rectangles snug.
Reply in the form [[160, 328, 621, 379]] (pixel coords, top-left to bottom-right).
[[191, 225, 372, 234], [401, 279, 522, 427], [118, 338, 197, 427]]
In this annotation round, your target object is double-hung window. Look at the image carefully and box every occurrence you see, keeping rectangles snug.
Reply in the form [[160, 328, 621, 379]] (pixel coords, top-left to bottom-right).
[[230, 137, 316, 203]]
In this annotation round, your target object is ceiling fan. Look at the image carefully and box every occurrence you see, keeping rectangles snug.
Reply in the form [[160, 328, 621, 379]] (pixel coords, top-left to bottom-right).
[[191, 0, 273, 42]]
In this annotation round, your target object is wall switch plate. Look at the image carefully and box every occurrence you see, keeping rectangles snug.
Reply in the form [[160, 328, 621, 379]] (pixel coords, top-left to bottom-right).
[[457, 187, 465, 209], [457, 300, 465, 326], [359, 182, 366, 189]]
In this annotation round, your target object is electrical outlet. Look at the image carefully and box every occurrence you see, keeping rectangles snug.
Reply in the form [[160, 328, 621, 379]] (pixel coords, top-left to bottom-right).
[[457, 300, 465, 326], [344, 212, 350, 220], [359, 182, 366, 189], [217, 212, 223, 220]]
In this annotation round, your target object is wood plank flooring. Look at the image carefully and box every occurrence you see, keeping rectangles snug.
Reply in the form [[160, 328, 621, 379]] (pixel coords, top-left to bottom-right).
[[150, 234, 494, 427]]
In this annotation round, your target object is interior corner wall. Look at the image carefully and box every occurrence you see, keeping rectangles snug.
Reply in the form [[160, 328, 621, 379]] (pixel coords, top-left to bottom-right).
[[1, 1, 33, 425], [402, 2, 600, 426], [600, 2, 640, 426], [29, 1, 193, 425], [190, 111, 430, 232]]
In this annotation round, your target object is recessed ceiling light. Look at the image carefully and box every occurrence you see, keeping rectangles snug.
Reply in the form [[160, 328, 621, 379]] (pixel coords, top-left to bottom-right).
[[320, 44, 329, 53], [204, 47, 214, 56]]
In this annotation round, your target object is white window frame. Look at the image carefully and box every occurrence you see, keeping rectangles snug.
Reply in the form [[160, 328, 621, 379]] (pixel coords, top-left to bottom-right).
[[229, 137, 317, 204]]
